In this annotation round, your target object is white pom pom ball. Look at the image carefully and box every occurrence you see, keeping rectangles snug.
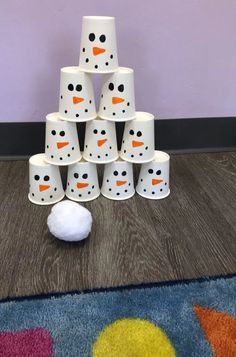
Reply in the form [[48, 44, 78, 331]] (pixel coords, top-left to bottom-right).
[[47, 200, 92, 242]]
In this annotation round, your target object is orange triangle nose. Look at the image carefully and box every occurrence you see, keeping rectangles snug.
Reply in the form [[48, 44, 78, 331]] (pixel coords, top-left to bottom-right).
[[57, 142, 69, 149], [132, 140, 144, 148], [112, 96, 125, 105], [77, 182, 89, 189], [73, 96, 84, 104], [97, 138, 107, 147], [93, 47, 106, 56], [152, 178, 163, 185], [39, 184, 50, 192], [116, 180, 127, 186]]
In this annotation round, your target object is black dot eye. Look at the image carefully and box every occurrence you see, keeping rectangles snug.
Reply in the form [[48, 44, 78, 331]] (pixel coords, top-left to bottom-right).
[[51, 130, 56, 135], [118, 84, 124, 92], [60, 131, 65, 137], [76, 84, 82, 92], [113, 171, 118, 176], [156, 170, 161, 175], [74, 173, 79, 179], [89, 33, 95, 41], [34, 175, 40, 181], [99, 34, 106, 43], [93, 129, 98, 134], [101, 130, 106, 135], [137, 131, 142, 137], [44, 175, 50, 181], [122, 171, 127, 176], [148, 169, 154, 174], [68, 84, 74, 91], [108, 83, 114, 91], [129, 130, 134, 135], [82, 173, 88, 179]]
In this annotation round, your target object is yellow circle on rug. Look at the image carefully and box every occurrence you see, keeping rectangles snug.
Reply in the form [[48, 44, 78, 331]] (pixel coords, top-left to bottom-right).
[[92, 318, 176, 357]]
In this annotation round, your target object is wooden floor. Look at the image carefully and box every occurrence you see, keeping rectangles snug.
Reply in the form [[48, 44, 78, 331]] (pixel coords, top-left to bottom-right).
[[0, 152, 235, 300]]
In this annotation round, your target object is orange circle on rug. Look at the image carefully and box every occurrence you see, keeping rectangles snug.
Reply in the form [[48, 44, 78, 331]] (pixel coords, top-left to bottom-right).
[[92, 318, 176, 356]]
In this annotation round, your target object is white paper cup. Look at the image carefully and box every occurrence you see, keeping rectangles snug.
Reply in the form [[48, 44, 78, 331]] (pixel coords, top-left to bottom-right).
[[58, 67, 96, 122], [101, 158, 135, 200], [98, 67, 135, 121], [28, 153, 64, 205], [83, 117, 118, 164], [66, 159, 100, 202], [45, 113, 82, 166], [120, 111, 155, 163], [136, 151, 170, 199], [79, 16, 118, 73]]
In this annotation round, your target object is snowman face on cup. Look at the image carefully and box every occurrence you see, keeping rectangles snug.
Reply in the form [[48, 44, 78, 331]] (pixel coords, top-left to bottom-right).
[[102, 161, 135, 200], [59, 67, 96, 121], [66, 162, 100, 202], [29, 154, 64, 205], [140, 168, 168, 196], [83, 119, 118, 163], [120, 112, 155, 163], [79, 16, 118, 73], [31, 172, 58, 203], [99, 68, 135, 121], [136, 151, 170, 199], [45, 113, 81, 165]]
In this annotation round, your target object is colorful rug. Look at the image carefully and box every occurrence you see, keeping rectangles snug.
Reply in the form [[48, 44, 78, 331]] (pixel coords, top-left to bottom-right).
[[0, 275, 235, 356]]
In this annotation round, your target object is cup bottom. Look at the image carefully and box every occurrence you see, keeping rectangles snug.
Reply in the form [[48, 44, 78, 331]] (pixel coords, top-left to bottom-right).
[[99, 114, 135, 122], [78, 68, 119, 74], [66, 192, 100, 202], [136, 189, 170, 200], [28, 193, 65, 205], [44, 156, 82, 166], [101, 190, 135, 201], [82, 154, 119, 164], [119, 153, 155, 164]]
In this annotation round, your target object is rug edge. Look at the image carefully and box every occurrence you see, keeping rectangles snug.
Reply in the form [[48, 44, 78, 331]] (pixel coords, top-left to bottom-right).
[[1, 273, 235, 304]]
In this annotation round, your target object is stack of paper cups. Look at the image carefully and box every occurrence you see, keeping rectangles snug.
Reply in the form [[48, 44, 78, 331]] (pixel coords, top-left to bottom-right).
[[28, 15, 171, 205]]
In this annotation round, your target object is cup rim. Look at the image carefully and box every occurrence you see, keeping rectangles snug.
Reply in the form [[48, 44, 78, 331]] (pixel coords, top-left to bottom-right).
[[136, 189, 170, 200], [119, 153, 155, 164], [116, 67, 134, 74], [79, 68, 119, 74], [154, 150, 170, 162], [90, 116, 107, 123], [82, 156, 119, 164], [135, 112, 154, 121], [44, 155, 82, 166], [29, 153, 50, 167], [101, 190, 135, 201], [28, 193, 65, 205], [112, 156, 131, 164], [58, 115, 96, 122], [61, 66, 85, 74], [66, 192, 100, 202], [69, 157, 95, 165], [83, 16, 114, 21], [99, 114, 135, 122], [46, 112, 65, 123]]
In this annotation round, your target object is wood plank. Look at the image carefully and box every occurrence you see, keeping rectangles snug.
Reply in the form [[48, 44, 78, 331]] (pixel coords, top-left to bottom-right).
[[0, 153, 235, 299]]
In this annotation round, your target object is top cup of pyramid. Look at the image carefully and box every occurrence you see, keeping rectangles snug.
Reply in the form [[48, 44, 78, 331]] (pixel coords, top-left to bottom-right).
[[79, 16, 119, 73]]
